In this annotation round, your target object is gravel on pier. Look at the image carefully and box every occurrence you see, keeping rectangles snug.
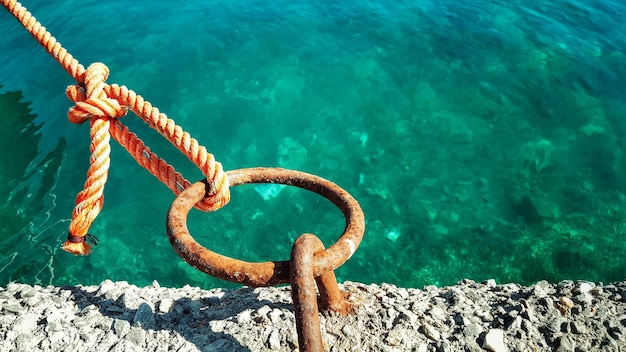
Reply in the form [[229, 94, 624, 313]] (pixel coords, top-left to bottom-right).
[[1, 279, 625, 351]]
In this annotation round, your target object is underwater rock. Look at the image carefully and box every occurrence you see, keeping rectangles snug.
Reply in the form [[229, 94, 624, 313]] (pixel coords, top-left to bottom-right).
[[521, 138, 555, 175], [351, 131, 368, 147], [278, 137, 307, 169], [253, 184, 286, 200], [530, 196, 560, 219], [386, 229, 401, 242], [579, 123, 606, 136]]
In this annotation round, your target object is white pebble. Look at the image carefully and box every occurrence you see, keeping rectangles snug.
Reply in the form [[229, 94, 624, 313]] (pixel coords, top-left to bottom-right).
[[158, 298, 173, 313], [484, 329, 506, 352], [237, 309, 253, 324], [256, 305, 272, 317], [485, 279, 497, 288], [268, 329, 281, 349], [578, 282, 593, 294], [269, 308, 283, 324]]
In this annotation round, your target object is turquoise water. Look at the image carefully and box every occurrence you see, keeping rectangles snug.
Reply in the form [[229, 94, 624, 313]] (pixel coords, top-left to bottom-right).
[[0, 0, 624, 289]]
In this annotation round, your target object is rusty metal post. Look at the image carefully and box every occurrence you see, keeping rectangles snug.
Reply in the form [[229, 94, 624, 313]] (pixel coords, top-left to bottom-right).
[[291, 234, 325, 352], [315, 265, 352, 315]]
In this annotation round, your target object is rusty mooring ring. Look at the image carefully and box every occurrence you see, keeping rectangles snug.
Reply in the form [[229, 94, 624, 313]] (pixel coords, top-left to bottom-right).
[[166, 167, 365, 287]]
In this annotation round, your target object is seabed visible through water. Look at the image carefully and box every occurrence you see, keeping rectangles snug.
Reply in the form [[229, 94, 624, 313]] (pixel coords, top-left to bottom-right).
[[0, 0, 625, 289]]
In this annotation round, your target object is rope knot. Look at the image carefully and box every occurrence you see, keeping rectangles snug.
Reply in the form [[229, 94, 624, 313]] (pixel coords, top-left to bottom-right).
[[196, 167, 230, 212], [67, 62, 127, 124], [6, 0, 233, 257]]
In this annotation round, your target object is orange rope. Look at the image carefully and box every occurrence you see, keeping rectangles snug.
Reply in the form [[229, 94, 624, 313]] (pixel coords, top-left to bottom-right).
[[2, 0, 230, 255]]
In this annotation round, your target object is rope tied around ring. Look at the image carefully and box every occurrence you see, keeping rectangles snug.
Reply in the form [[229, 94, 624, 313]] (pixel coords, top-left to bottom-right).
[[1, 0, 231, 255], [4, 3, 367, 349]]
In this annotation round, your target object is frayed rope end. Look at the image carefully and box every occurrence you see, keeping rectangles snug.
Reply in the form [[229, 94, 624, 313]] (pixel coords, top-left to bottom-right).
[[62, 233, 99, 255], [62, 240, 92, 256]]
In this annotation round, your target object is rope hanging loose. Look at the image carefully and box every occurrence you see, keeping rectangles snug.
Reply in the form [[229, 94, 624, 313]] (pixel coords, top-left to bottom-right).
[[2, 0, 231, 255]]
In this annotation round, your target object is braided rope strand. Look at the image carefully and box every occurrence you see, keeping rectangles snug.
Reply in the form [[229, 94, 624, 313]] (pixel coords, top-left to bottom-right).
[[1, 0, 85, 81], [105, 84, 230, 211], [109, 120, 191, 197], [1, 0, 230, 255], [63, 63, 115, 255]]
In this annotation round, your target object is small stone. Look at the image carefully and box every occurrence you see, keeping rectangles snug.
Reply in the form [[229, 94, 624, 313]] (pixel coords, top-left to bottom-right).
[[573, 293, 591, 306], [611, 293, 622, 302], [485, 279, 497, 288], [3, 303, 25, 314], [546, 318, 563, 333], [46, 320, 64, 333], [535, 280, 551, 290], [607, 320, 624, 337], [79, 329, 101, 345], [538, 297, 552, 309], [133, 302, 155, 327], [125, 328, 146, 347], [463, 323, 483, 338], [577, 282, 593, 294], [483, 329, 506, 352], [158, 298, 173, 313], [521, 319, 534, 334], [428, 306, 446, 321], [97, 279, 117, 295], [396, 288, 410, 300], [381, 295, 396, 307], [421, 323, 440, 341], [113, 318, 131, 338], [533, 285, 547, 298], [237, 309, 253, 324], [256, 305, 272, 317], [13, 315, 38, 333], [209, 320, 227, 333], [570, 321, 587, 334], [0, 315, 16, 327], [384, 328, 407, 346], [398, 308, 418, 325], [15, 333, 38, 351], [204, 339, 230, 352], [556, 335, 575, 352], [595, 306, 610, 318], [342, 325, 358, 337], [115, 293, 127, 306], [269, 308, 283, 324], [476, 308, 494, 322], [18, 286, 36, 298], [559, 296, 574, 308], [557, 281, 575, 297], [506, 316, 522, 330], [416, 344, 428, 352], [521, 308, 536, 322], [268, 330, 281, 349]]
